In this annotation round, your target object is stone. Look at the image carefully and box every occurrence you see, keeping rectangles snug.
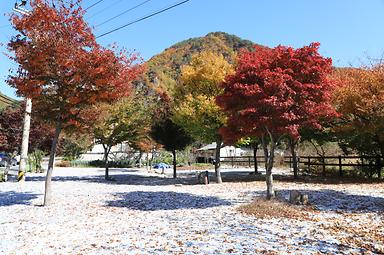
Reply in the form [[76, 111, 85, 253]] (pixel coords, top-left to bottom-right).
[[197, 171, 209, 185], [289, 190, 301, 204], [300, 194, 309, 205], [289, 190, 309, 205]]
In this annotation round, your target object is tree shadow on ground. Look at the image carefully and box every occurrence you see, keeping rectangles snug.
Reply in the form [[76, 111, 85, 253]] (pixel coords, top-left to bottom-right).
[[105, 191, 231, 211], [24, 168, 382, 186], [246, 189, 384, 213], [221, 170, 384, 184], [26, 172, 198, 186], [0, 191, 40, 207]]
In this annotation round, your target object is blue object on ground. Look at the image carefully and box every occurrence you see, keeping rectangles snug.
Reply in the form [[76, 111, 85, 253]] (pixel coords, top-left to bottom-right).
[[153, 163, 170, 169]]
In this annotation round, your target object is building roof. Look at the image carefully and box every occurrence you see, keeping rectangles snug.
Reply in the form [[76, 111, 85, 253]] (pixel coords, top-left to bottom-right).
[[197, 143, 217, 151]]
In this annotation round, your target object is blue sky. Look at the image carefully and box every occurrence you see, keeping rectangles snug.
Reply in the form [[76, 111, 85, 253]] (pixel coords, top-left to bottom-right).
[[1, 0, 384, 99]]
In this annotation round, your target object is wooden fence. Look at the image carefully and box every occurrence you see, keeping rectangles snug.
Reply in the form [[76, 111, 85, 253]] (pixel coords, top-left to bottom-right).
[[220, 155, 383, 178]]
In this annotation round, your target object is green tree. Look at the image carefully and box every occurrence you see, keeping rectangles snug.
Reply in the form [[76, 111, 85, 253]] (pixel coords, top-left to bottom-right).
[[87, 94, 151, 180], [151, 118, 193, 178], [60, 133, 93, 161], [150, 93, 193, 178]]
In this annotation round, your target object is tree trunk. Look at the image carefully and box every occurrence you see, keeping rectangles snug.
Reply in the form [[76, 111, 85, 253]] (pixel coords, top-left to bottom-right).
[[289, 137, 299, 179], [253, 142, 259, 174], [262, 132, 276, 200], [18, 98, 32, 182], [150, 148, 156, 171], [5, 156, 11, 180], [261, 136, 269, 171], [43, 119, 62, 206], [103, 145, 111, 180], [28, 154, 33, 173], [215, 138, 222, 183], [377, 137, 384, 177], [34, 152, 39, 172], [138, 151, 143, 168], [146, 152, 149, 170], [172, 149, 177, 178]]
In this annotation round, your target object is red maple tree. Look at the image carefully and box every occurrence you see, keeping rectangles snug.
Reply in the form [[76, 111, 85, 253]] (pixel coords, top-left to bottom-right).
[[0, 103, 55, 156], [7, 0, 143, 205], [217, 43, 337, 198]]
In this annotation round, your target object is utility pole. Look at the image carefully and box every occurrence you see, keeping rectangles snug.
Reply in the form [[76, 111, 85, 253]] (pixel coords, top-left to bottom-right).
[[13, 0, 31, 182], [17, 98, 32, 181]]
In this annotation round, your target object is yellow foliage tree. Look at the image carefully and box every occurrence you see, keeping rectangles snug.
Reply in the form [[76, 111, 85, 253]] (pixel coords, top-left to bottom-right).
[[333, 65, 384, 158], [172, 51, 234, 183]]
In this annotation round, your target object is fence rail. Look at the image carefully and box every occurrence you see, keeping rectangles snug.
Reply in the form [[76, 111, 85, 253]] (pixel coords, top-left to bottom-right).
[[220, 155, 383, 179]]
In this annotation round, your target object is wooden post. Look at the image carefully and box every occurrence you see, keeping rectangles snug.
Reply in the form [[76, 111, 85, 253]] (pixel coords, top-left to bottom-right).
[[377, 155, 382, 179], [297, 156, 300, 174], [248, 156, 251, 168], [231, 156, 234, 168], [339, 155, 343, 177], [361, 156, 364, 173], [307, 156, 311, 174], [322, 157, 326, 177], [369, 159, 373, 179]]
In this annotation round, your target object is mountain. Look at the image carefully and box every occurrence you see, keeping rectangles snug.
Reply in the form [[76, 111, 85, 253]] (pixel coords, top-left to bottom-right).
[[146, 32, 262, 93], [0, 92, 17, 110]]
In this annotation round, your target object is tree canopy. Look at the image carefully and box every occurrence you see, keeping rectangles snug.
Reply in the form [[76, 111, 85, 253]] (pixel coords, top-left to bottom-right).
[[150, 93, 192, 178], [0, 103, 54, 155], [333, 65, 384, 157], [217, 43, 337, 198], [7, 0, 143, 205], [86, 93, 152, 179], [218, 43, 337, 142], [172, 51, 234, 183]]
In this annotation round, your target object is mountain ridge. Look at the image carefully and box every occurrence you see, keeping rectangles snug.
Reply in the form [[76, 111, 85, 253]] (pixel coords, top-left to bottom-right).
[[146, 32, 261, 92]]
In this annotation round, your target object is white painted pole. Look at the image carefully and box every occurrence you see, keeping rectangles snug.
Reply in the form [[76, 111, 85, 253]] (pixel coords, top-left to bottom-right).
[[17, 98, 32, 182]]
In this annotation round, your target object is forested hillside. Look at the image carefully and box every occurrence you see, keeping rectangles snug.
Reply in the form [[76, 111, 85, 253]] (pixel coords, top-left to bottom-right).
[[146, 32, 262, 93], [0, 92, 17, 110]]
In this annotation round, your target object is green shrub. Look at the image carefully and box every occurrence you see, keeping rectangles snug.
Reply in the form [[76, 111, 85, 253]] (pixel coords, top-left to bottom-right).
[[27, 150, 45, 173], [152, 149, 192, 166], [0, 169, 7, 182], [88, 159, 133, 168]]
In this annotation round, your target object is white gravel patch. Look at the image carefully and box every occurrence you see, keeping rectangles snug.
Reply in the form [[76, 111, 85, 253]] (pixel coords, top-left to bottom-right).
[[0, 167, 383, 254]]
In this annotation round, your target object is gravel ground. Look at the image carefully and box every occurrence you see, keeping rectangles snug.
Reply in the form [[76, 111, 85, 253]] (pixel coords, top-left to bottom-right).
[[0, 167, 383, 255]]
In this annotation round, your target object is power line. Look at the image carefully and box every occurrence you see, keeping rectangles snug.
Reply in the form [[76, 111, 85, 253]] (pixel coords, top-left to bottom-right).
[[96, 0, 190, 38], [87, 0, 124, 20], [85, 0, 105, 11], [96, 0, 153, 28]]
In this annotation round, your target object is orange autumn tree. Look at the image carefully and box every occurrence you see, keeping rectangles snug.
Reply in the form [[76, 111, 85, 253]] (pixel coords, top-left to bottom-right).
[[7, 0, 142, 205], [333, 65, 384, 158]]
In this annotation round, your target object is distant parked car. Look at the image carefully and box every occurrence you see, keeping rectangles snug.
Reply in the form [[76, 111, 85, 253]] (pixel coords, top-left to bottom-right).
[[0, 153, 18, 167], [153, 163, 170, 169]]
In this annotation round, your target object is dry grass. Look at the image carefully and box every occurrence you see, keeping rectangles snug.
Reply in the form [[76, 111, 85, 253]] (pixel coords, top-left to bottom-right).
[[177, 165, 214, 171], [55, 160, 71, 167], [320, 216, 384, 253], [238, 197, 315, 220]]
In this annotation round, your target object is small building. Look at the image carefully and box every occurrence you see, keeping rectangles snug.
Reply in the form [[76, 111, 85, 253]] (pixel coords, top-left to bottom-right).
[[80, 143, 129, 161], [195, 143, 247, 163]]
